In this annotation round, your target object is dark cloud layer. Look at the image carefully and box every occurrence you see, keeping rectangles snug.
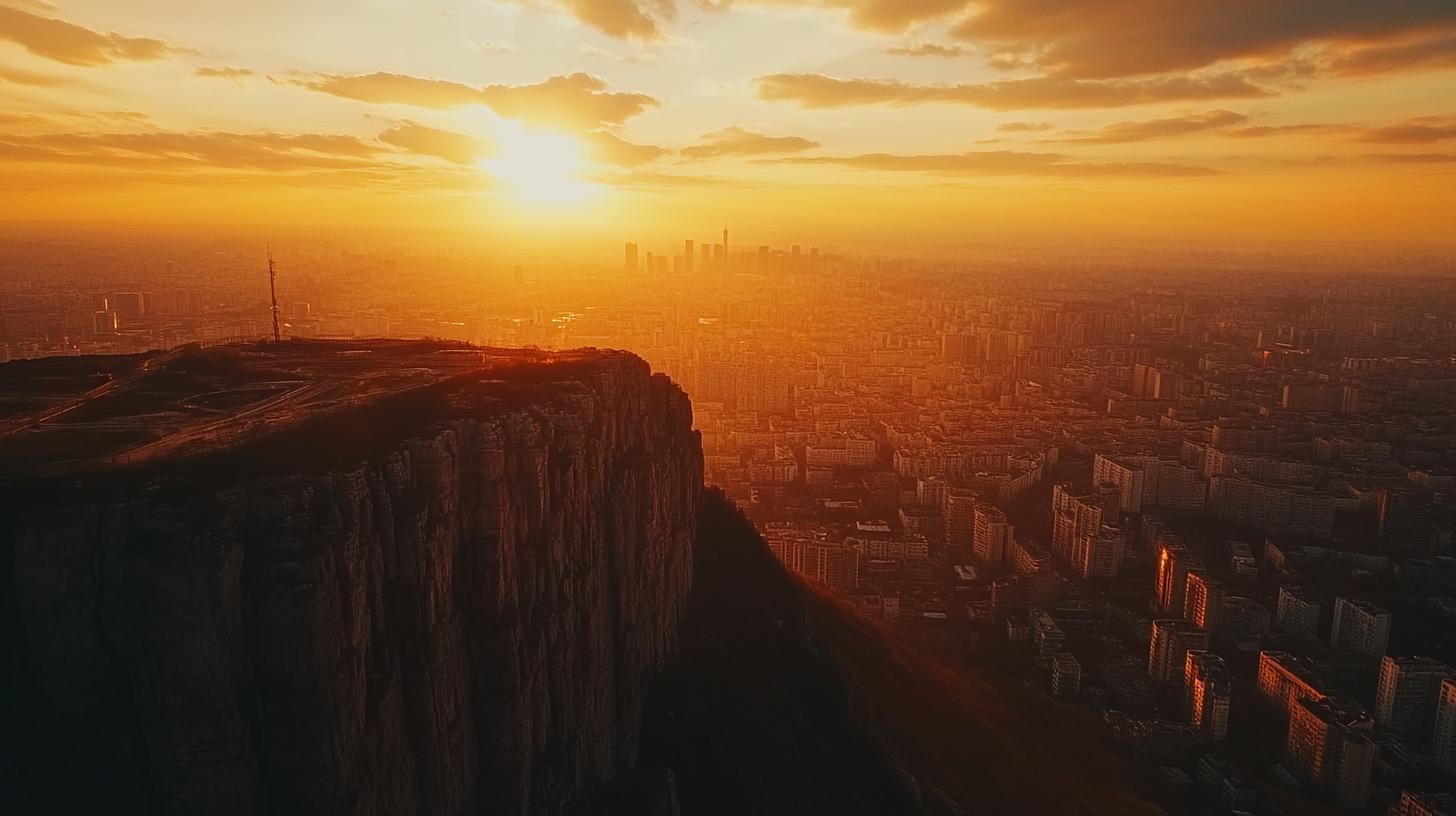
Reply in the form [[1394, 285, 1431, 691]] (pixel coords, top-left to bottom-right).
[[952, 0, 1456, 79]]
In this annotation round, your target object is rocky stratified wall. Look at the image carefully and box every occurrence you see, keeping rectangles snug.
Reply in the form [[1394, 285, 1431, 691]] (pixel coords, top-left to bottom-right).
[[4, 354, 702, 816]]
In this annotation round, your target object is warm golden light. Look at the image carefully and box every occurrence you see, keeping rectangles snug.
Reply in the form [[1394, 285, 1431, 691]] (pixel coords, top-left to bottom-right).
[[482, 126, 596, 206]]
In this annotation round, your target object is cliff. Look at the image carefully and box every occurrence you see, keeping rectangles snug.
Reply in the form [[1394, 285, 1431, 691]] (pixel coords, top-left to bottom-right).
[[1, 342, 702, 815], [1, 341, 1161, 816]]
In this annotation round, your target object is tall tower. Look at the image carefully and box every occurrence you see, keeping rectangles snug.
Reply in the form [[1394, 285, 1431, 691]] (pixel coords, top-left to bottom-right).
[[267, 247, 281, 342], [722, 227, 729, 271]]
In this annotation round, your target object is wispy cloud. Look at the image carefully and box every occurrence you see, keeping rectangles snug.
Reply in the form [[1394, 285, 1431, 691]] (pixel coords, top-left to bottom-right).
[[773, 150, 1217, 177], [1047, 109, 1247, 144], [0, 5, 190, 66], [755, 72, 1274, 111], [195, 66, 253, 81], [680, 126, 819, 159], [885, 42, 968, 58], [286, 71, 658, 129]]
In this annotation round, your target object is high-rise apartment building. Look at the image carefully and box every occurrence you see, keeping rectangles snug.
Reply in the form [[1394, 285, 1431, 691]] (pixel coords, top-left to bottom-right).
[[1183, 571, 1226, 632], [1276, 586, 1322, 640], [943, 490, 977, 560], [1375, 656, 1452, 740], [1430, 677, 1456, 772], [1155, 537, 1202, 617], [1073, 525, 1124, 580], [1184, 651, 1231, 741], [973, 505, 1012, 568], [1330, 597, 1391, 658], [1051, 482, 1104, 565], [1257, 651, 1323, 716], [1284, 696, 1375, 809], [1149, 618, 1208, 686]]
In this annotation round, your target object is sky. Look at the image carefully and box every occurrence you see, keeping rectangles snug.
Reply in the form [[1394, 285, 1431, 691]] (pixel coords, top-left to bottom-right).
[[0, 0, 1453, 249]]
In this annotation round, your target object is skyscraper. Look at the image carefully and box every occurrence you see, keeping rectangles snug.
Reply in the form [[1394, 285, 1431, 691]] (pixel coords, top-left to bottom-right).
[[684, 240, 694, 274], [624, 242, 639, 276]]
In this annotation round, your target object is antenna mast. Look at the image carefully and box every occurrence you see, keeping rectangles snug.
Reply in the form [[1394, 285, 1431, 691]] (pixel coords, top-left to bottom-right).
[[267, 246, 281, 342]]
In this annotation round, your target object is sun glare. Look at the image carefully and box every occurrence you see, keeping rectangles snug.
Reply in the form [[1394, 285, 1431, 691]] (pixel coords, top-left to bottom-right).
[[482, 126, 596, 206]]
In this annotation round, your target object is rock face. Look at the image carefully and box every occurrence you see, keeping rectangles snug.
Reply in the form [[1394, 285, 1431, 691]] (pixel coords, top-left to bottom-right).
[[2, 349, 702, 816]]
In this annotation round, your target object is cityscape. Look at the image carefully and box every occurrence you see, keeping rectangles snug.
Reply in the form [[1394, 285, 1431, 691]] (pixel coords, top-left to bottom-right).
[[4, 230, 1455, 813], [3, 1, 1455, 814]]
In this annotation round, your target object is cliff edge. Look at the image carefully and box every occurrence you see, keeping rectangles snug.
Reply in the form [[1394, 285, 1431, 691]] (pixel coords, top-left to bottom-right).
[[1, 341, 701, 815], [1, 340, 1160, 816]]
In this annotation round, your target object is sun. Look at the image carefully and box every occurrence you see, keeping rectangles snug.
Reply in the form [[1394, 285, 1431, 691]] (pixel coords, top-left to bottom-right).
[[482, 125, 597, 206]]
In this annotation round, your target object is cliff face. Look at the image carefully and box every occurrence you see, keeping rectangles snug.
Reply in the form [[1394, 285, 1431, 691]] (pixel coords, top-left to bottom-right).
[[3, 349, 702, 816]]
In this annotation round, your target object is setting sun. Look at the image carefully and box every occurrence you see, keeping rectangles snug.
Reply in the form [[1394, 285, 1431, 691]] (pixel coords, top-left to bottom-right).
[[482, 126, 596, 206]]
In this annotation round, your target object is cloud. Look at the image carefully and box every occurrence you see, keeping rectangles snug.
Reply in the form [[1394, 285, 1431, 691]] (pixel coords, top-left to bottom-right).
[[0, 5, 188, 66], [0, 130, 390, 172], [1323, 31, 1456, 75], [773, 149, 1218, 177], [377, 122, 492, 164], [0, 111, 53, 127], [1224, 115, 1455, 143], [582, 130, 668, 166], [754, 72, 1273, 111], [739, 0, 968, 34], [680, 126, 819, 159], [951, 0, 1456, 80], [289, 71, 657, 129], [1226, 123, 1347, 138], [996, 121, 1053, 132], [1049, 109, 1247, 144], [1368, 152, 1456, 163], [287, 72, 488, 108], [0, 63, 67, 86], [585, 168, 732, 188], [195, 66, 253, 81], [465, 40, 518, 54], [478, 73, 657, 129], [886, 42, 968, 57], [506, 0, 671, 40], [1355, 115, 1456, 143]]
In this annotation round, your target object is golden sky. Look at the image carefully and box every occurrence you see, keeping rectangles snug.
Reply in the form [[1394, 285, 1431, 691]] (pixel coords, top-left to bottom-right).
[[1, 0, 1453, 246]]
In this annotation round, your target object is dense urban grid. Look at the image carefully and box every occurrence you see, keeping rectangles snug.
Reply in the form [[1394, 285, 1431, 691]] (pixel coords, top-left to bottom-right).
[[4, 231, 1456, 814]]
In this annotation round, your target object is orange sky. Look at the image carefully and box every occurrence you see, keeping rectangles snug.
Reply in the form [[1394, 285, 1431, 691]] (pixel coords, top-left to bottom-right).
[[1, 0, 1453, 247]]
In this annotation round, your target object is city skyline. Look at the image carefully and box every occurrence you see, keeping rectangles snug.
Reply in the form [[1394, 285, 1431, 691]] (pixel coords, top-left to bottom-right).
[[0, 1, 1453, 245]]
